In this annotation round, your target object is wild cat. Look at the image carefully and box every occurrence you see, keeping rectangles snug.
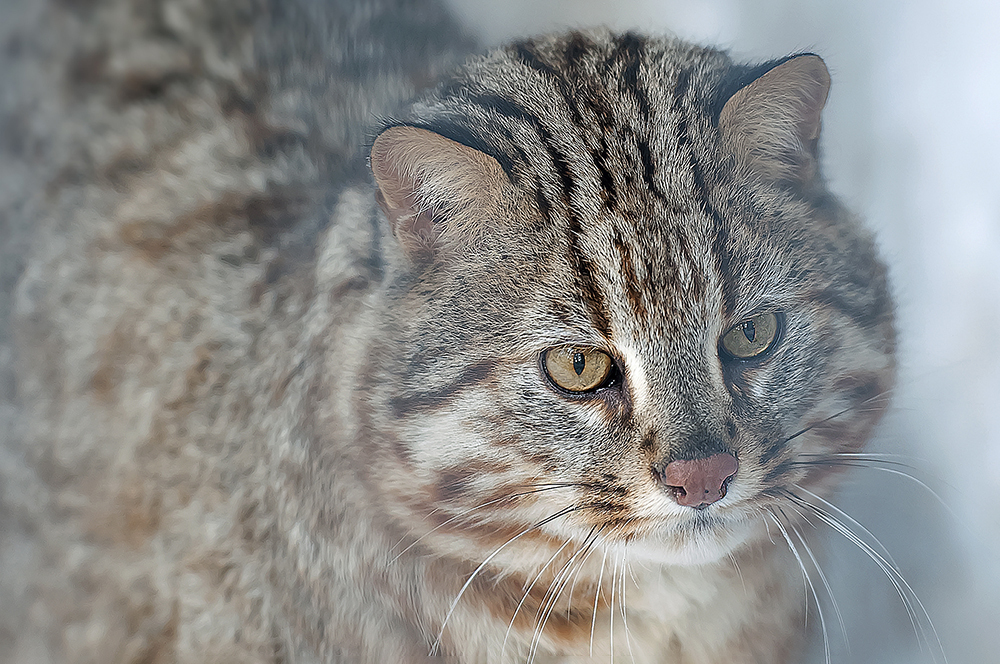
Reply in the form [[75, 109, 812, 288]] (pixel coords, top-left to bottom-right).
[[0, 0, 899, 662]]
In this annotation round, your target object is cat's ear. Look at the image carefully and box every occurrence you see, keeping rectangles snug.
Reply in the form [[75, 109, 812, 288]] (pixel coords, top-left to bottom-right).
[[719, 54, 831, 183], [369, 126, 509, 259]]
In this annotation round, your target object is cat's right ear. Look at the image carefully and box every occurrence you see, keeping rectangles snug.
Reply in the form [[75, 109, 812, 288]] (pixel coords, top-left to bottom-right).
[[719, 54, 831, 183], [369, 126, 509, 260]]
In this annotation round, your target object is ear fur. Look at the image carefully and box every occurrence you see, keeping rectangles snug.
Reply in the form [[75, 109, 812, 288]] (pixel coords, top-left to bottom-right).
[[369, 126, 509, 258], [719, 54, 831, 183]]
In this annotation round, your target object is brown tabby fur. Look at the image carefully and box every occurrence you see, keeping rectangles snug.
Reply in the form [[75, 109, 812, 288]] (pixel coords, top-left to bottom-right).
[[0, 0, 895, 662]]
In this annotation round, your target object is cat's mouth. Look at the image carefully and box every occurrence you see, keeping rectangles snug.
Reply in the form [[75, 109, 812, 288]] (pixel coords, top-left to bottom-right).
[[608, 501, 764, 566]]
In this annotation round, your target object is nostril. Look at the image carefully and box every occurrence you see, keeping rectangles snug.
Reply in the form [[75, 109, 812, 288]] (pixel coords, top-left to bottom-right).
[[660, 453, 738, 509]]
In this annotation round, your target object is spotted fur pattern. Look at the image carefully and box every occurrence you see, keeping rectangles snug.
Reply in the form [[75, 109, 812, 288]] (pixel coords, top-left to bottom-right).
[[0, 2, 894, 663]]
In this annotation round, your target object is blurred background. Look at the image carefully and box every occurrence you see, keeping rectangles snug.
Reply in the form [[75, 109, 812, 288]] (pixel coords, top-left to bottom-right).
[[444, 1, 1000, 662]]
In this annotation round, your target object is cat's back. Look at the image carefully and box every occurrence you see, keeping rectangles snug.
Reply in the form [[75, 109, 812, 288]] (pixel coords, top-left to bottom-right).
[[0, 0, 472, 661]]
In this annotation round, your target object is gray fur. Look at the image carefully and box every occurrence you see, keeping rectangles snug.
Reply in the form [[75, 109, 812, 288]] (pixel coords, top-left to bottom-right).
[[0, 2, 893, 663]]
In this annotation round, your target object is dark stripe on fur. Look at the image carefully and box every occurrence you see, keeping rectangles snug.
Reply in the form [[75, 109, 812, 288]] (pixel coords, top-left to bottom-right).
[[616, 33, 652, 121], [390, 360, 494, 417], [512, 36, 618, 210], [463, 84, 614, 337], [672, 67, 738, 314], [567, 216, 613, 338], [636, 139, 666, 202], [613, 235, 646, 318], [812, 284, 891, 332], [759, 439, 787, 465], [615, 34, 667, 203], [463, 91, 572, 209]]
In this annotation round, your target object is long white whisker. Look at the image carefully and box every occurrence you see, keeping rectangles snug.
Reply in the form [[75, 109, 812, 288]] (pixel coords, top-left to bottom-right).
[[769, 510, 830, 664], [564, 531, 599, 619], [502, 536, 574, 661], [431, 504, 582, 655], [793, 454, 953, 509], [590, 543, 609, 657], [811, 452, 919, 461], [781, 389, 894, 445], [785, 492, 948, 664], [526, 526, 603, 663], [792, 484, 899, 569], [565, 526, 605, 620], [788, 512, 850, 654], [804, 502, 923, 650], [851, 466, 957, 521], [796, 458, 979, 551], [608, 547, 617, 663], [620, 548, 637, 664], [390, 484, 581, 564], [728, 551, 747, 595]]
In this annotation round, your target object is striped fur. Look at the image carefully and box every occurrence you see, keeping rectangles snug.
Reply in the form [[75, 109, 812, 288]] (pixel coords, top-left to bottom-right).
[[1, 4, 894, 663]]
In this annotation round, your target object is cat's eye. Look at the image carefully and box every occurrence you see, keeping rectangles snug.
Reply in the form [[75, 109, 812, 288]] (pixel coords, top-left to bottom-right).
[[543, 347, 614, 393], [719, 312, 780, 360]]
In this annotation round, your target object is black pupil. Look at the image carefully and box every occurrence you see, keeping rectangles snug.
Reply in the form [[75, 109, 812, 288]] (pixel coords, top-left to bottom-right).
[[572, 352, 586, 375], [742, 320, 756, 343]]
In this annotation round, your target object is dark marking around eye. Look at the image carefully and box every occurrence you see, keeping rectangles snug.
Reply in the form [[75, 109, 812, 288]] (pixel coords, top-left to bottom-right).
[[742, 320, 756, 342], [573, 352, 586, 375]]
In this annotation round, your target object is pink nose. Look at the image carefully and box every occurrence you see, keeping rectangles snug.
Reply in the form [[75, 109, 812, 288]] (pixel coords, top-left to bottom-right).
[[661, 453, 739, 509]]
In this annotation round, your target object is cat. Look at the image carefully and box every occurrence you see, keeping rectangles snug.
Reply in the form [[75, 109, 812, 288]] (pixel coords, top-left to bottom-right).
[[0, 0, 897, 662]]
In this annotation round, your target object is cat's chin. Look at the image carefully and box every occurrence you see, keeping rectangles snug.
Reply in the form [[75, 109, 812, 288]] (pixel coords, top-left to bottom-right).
[[625, 513, 761, 567]]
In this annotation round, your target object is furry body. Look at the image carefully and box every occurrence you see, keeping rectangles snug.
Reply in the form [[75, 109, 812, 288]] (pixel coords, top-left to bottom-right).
[[0, 1, 895, 662]]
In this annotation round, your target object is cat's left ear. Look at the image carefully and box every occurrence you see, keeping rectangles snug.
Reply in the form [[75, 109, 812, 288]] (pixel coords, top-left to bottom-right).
[[719, 54, 831, 183], [370, 126, 509, 259]]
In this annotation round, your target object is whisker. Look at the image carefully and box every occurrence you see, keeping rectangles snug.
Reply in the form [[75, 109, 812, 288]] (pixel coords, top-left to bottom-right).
[[782, 490, 948, 664], [431, 503, 586, 656], [769, 509, 831, 664], [789, 458, 961, 527], [608, 546, 617, 663], [590, 543, 609, 657], [565, 526, 605, 619], [778, 388, 896, 447], [784, 504, 850, 654], [812, 452, 920, 460], [625, 555, 641, 588], [525, 525, 604, 663], [782, 490, 920, 633], [620, 548, 637, 664], [791, 484, 900, 569], [796, 453, 918, 469], [390, 483, 592, 564], [501, 535, 575, 661], [728, 552, 747, 596]]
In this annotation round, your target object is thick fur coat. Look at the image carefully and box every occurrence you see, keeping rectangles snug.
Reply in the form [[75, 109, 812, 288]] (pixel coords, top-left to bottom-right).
[[0, 1, 894, 662]]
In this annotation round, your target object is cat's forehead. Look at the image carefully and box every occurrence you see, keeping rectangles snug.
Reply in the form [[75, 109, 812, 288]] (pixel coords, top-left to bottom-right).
[[398, 30, 844, 332]]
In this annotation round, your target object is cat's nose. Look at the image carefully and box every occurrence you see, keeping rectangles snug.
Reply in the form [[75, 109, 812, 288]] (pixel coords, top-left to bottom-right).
[[661, 453, 738, 509]]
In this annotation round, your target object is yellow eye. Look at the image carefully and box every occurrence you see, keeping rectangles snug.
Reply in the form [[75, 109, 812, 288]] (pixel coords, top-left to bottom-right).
[[720, 312, 780, 359], [543, 347, 614, 392]]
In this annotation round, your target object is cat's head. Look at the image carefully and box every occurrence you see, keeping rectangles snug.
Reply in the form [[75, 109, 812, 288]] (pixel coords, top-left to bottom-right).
[[365, 31, 895, 567]]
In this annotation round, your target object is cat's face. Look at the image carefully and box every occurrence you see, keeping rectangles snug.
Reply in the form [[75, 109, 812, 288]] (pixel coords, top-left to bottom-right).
[[367, 32, 895, 568]]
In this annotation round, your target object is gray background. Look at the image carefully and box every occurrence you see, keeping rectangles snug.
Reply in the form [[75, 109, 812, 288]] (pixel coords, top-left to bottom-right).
[[444, 1, 1000, 662]]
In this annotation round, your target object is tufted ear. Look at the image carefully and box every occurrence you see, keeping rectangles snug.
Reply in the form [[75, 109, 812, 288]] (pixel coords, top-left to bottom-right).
[[719, 54, 831, 183], [370, 126, 509, 259]]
